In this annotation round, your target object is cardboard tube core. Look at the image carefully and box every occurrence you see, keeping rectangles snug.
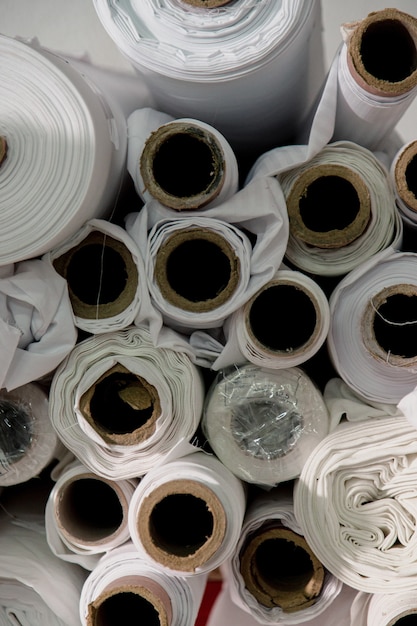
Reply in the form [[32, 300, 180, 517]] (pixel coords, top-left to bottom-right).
[[362, 285, 417, 366], [53, 231, 139, 320], [286, 164, 371, 248], [154, 227, 240, 313], [138, 479, 227, 572], [240, 525, 324, 613], [181, 0, 234, 7], [79, 364, 161, 446], [347, 9, 417, 96], [246, 280, 319, 356], [394, 141, 417, 212], [0, 136, 7, 167], [389, 612, 417, 626], [55, 474, 126, 545], [140, 121, 225, 210]]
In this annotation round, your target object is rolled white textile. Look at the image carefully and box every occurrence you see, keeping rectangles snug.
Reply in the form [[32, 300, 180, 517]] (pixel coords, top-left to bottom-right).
[[125, 176, 289, 336], [79, 543, 207, 626], [202, 364, 329, 487], [294, 415, 417, 593], [0, 34, 128, 265], [127, 450, 246, 576], [0, 259, 76, 392], [351, 590, 417, 626], [223, 489, 343, 624], [127, 108, 239, 210], [390, 139, 417, 228], [48, 325, 204, 480], [44, 219, 148, 335], [91, 0, 323, 156], [45, 460, 138, 571], [327, 247, 417, 404]]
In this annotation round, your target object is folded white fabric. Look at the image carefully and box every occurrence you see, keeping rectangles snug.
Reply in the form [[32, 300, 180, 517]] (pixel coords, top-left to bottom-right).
[[44, 219, 149, 335], [0, 34, 127, 265], [79, 542, 207, 626], [48, 325, 204, 480], [294, 415, 417, 593], [223, 489, 343, 624], [390, 139, 417, 228], [351, 589, 417, 625], [327, 247, 417, 404], [45, 460, 138, 571], [202, 364, 329, 487], [127, 450, 246, 576]]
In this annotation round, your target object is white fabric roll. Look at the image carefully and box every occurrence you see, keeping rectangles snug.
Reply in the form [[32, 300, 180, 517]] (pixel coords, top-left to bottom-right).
[[351, 590, 417, 626], [91, 0, 323, 155], [79, 543, 207, 626], [127, 450, 246, 576], [223, 489, 343, 624], [202, 364, 329, 487], [327, 247, 417, 404], [294, 415, 417, 593], [390, 139, 417, 228], [44, 219, 148, 335], [0, 35, 127, 265], [45, 460, 138, 571], [48, 325, 204, 480], [127, 108, 239, 210]]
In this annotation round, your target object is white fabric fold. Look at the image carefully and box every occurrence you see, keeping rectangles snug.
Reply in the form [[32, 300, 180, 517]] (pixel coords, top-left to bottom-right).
[[351, 589, 417, 625]]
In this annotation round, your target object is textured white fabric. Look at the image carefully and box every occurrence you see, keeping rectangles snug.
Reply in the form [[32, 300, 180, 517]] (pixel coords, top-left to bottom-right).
[[351, 589, 417, 626]]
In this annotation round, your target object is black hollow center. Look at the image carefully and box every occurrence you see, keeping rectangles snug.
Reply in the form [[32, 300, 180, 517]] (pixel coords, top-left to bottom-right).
[[393, 617, 417, 625], [373, 293, 417, 358], [152, 133, 216, 197], [0, 400, 32, 464], [149, 494, 213, 557], [255, 538, 313, 592], [406, 155, 417, 199], [249, 285, 317, 352], [93, 593, 160, 626], [90, 373, 154, 435], [65, 244, 127, 305], [298, 176, 360, 232], [166, 239, 232, 302], [360, 20, 417, 82], [60, 478, 123, 542]]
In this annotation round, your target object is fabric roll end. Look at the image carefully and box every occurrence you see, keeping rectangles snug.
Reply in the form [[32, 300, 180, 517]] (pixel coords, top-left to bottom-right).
[[394, 140, 417, 213]]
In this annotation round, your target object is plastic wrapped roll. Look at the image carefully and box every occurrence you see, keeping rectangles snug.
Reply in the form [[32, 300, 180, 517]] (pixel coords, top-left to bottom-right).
[[127, 451, 246, 576], [294, 415, 417, 593], [351, 590, 417, 626], [328, 247, 417, 404], [45, 460, 138, 571], [202, 364, 329, 487], [79, 543, 207, 626], [127, 108, 239, 210], [390, 139, 417, 228], [45, 219, 148, 335], [49, 325, 204, 480], [0, 34, 127, 265]]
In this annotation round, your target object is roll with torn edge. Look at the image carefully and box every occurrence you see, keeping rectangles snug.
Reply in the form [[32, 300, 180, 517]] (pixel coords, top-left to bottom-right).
[[351, 590, 417, 626], [79, 543, 207, 626], [48, 325, 204, 480], [127, 108, 239, 210], [45, 460, 138, 571], [127, 451, 246, 576], [391, 139, 417, 228]]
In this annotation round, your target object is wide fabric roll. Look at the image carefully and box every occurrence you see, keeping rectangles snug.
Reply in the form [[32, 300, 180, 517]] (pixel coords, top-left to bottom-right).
[[294, 415, 417, 593], [390, 139, 417, 228], [327, 247, 417, 404], [127, 451, 246, 576], [48, 325, 204, 480], [351, 590, 417, 626], [202, 364, 329, 487]]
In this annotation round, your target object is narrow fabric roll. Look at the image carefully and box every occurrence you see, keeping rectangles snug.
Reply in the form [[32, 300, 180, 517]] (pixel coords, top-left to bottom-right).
[[390, 139, 417, 228], [91, 0, 323, 156], [0, 34, 127, 265], [294, 415, 417, 593], [327, 247, 417, 404], [127, 450, 246, 576], [45, 460, 138, 571], [202, 364, 329, 487], [223, 489, 342, 624], [79, 543, 207, 626], [351, 590, 417, 626], [45, 218, 149, 335], [48, 325, 204, 480], [127, 108, 239, 210]]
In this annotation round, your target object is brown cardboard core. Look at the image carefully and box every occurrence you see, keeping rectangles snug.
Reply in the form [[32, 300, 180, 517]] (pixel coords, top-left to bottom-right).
[[247, 282, 318, 354], [181, 0, 233, 7], [0, 136, 7, 167], [389, 613, 417, 626], [286, 164, 371, 248], [140, 122, 225, 210], [78, 364, 161, 446], [52, 231, 138, 320], [56, 476, 124, 544], [240, 526, 324, 613], [138, 479, 227, 572], [395, 141, 417, 212], [154, 228, 240, 313]]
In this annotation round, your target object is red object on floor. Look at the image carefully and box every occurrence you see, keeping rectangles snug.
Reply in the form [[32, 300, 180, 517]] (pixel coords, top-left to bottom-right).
[[195, 580, 223, 626]]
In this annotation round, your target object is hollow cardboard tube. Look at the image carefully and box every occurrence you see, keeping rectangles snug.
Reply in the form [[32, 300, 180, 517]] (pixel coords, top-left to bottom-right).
[[181, 0, 233, 7], [388, 609, 417, 626], [0, 136, 7, 167], [394, 141, 417, 213]]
